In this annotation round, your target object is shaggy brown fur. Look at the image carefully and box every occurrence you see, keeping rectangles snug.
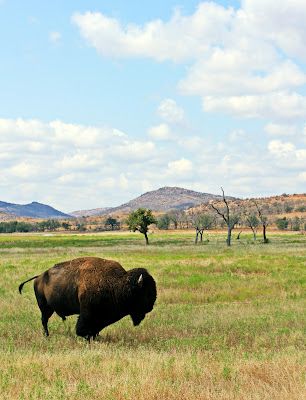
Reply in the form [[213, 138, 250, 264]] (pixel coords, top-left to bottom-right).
[[19, 257, 157, 340]]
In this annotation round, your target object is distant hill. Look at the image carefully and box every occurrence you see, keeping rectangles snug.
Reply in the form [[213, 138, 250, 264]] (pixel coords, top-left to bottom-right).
[[0, 201, 71, 219], [71, 186, 236, 216], [71, 207, 113, 218]]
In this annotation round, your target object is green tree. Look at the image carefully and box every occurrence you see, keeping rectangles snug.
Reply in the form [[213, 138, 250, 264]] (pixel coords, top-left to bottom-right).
[[157, 214, 171, 230], [104, 217, 120, 231], [16, 222, 35, 232], [126, 208, 157, 245], [167, 211, 180, 229], [291, 216, 300, 231], [284, 203, 294, 213], [191, 212, 214, 244], [245, 213, 259, 240], [61, 222, 71, 231], [37, 219, 60, 231], [275, 217, 288, 230], [76, 223, 86, 232]]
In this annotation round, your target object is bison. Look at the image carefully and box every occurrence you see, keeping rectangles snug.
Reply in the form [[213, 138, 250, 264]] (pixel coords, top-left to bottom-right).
[[19, 257, 157, 340]]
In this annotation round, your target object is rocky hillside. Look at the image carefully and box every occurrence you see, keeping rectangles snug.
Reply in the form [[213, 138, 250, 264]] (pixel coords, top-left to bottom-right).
[[188, 193, 306, 221], [71, 187, 236, 217], [0, 201, 71, 219]]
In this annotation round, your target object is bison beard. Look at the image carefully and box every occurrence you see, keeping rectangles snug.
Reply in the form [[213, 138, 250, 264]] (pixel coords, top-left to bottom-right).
[[18, 257, 157, 341]]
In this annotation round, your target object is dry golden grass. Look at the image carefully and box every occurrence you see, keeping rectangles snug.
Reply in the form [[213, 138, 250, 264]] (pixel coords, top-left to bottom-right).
[[1, 349, 304, 400], [0, 231, 305, 399]]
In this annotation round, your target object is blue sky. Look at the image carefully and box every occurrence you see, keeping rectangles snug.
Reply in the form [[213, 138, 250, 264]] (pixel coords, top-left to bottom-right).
[[0, 0, 306, 212]]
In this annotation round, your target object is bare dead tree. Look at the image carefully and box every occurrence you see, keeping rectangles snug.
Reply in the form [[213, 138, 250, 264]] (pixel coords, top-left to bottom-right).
[[210, 187, 239, 246], [253, 200, 269, 243]]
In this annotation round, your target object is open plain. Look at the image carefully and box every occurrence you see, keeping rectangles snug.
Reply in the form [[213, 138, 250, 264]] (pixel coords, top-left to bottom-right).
[[0, 231, 305, 399]]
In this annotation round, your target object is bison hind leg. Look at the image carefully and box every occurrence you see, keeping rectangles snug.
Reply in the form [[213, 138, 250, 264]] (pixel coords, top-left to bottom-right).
[[34, 290, 54, 337], [38, 305, 53, 337]]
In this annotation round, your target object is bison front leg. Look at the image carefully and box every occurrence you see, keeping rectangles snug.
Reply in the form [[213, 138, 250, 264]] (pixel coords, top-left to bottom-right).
[[76, 314, 98, 341]]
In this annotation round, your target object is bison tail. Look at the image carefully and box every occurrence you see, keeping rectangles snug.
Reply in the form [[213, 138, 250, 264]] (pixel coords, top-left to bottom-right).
[[18, 275, 39, 294]]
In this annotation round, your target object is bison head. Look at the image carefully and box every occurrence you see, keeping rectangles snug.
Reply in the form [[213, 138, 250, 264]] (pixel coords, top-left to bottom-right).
[[128, 268, 157, 326]]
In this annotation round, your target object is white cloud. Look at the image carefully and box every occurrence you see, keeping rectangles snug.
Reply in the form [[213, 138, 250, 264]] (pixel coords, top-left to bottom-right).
[[72, 4, 233, 62], [57, 173, 79, 184], [180, 58, 306, 97], [148, 123, 172, 140], [112, 140, 156, 161], [268, 140, 296, 158], [167, 158, 193, 176], [157, 99, 185, 124], [178, 136, 207, 152], [268, 140, 306, 167], [241, 0, 306, 61], [203, 92, 306, 119], [0, 118, 47, 138], [56, 153, 102, 171], [1, 116, 306, 211], [264, 123, 298, 137], [10, 162, 42, 179], [73, 2, 306, 121], [0, 118, 160, 209]]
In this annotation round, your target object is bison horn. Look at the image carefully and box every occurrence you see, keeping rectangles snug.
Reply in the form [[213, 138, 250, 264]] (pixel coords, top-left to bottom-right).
[[138, 274, 143, 286]]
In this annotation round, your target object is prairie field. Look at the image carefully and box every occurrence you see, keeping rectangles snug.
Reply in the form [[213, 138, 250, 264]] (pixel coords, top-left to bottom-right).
[[0, 230, 305, 399]]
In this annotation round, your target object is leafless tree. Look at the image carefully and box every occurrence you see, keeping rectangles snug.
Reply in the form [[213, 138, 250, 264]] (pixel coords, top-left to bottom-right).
[[253, 200, 269, 243], [210, 187, 239, 246], [236, 231, 242, 240]]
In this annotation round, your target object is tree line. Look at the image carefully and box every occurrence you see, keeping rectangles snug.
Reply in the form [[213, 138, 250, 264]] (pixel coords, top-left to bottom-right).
[[1, 189, 305, 247]]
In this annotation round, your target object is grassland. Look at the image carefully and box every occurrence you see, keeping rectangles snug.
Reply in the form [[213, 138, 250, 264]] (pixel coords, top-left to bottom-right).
[[0, 230, 305, 399]]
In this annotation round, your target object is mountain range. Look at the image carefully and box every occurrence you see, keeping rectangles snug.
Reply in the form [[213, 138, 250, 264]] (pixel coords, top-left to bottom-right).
[[0, 187, 235, 219]]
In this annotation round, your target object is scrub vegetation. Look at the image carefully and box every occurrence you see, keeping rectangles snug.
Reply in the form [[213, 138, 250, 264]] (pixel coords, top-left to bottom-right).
[[0, 231, 305, 399]]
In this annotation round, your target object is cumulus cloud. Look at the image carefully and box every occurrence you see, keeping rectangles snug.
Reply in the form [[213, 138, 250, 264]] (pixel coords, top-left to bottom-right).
[[203, 92, 306, 120], [148, 123, 172, 140], [73, 1, 306, 120], [72, 3, 233, 62], [268, 139, 306, 168], [157, 99, 185, 124], [0, 118, 159, 210], [1, 117, 306, 209], [180, 58, 306, 97], [264, 123, 298, 137], [268, 140, 296, 158], [167, 158, 193, 176]]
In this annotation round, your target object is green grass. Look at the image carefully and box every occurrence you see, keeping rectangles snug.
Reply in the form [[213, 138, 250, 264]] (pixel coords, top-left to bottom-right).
[[0, 230, 305, 399]]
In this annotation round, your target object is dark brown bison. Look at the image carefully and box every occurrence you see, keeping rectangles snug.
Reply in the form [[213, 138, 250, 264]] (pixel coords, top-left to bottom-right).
[[19, 257, 157, 340]]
